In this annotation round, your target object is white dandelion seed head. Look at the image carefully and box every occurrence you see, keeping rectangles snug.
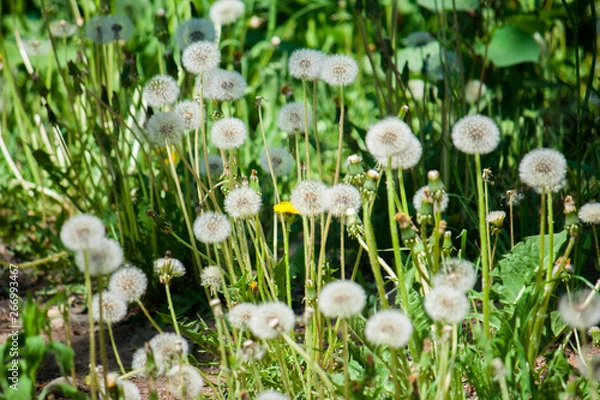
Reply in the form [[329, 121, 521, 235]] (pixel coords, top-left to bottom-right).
[[559, 290, 600, 330], [486, 210, 506, 225], [60, 214, 105, 251], [174, 100, 203, 131], [320, 54, 359, 87], [182, 41, 221, 74], [75, 238, 123, 276], [176, 18, 216, 49], [224, 186, 262, 219], [404, 31, 435, 47], [142, 74, 180, 107], [408, 79, 426, 101], [92, 291, 127, 324], [201, 265, 222, 291], [256, 391, 289, 400], [193, 211, 232, 243], [277, 102, 309, 134], [290, 180, 328, 217], [116, 379, 141, 400], [324, 184, 362, 218], [166, 364, 204, 399], [451, 114, 500, 155], [464, 80, 487, 104], [579, 203, 600, 225], [210, 117, 248, 149], [227, 302, 257, 330], [102, 15, 133, 42], [289, 49, 326, 81], [131, 348, 147, 373], [424, 286, 469, 324], [519, 148, 567, 192], [375, 134, 422, 170], [109, 265, 148, 303], [209, 0, 245, 26], [249, 301, 295, 340], [260, 147, 294, 177], [432, 258, 476, 293], [146, 112, 185, 145], [199, 154, 224, 176], [365, 310, 413, 348], [202, 69, 247, 101], [85, 16, 112, 44], [413, 185, 449, 213], [154, 257, 186, 280], [149, 333, 189, 373], [365, 117, 415, 159], [49, 20, 77, 38], [318, 280, 366, 319], [23, 39, 52, 56]]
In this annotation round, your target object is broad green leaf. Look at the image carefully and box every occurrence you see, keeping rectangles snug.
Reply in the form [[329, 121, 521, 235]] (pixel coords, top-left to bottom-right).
[[48, 342, 74, 375], [476, 25, 540, 67], [417, 0, 480, 11]]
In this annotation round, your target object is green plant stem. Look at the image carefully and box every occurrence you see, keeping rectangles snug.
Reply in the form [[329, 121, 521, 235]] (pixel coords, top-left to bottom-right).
[[509, 199, 515, 249], [257, 102, 281, 203], [363, 200, 390, 308], [536, 187, 547, 290], [342, 319, 350, 399], [312, 81, 324, 181], [333, 85, 345, 184], [164, 283, 180, 336], [302, 79, 312, 179], [135, 298, 163, 334], [96, 279, 109, 395], [83, 251, 97, 400], [273, 340, 293, 398], [107, 322, 125, 374], [545, 191, 555, 282], [475, 154, 491, 338], [434, 327, 451, 400], [593, 226, 600, 271], [389, 347, 404, 398]]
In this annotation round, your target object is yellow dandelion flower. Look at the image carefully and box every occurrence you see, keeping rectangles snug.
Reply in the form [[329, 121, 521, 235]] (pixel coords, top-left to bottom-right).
[[274, 201, 299, 215]]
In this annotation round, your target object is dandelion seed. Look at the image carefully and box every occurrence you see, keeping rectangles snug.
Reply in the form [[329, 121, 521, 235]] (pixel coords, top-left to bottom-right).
[[375, 134, 422, 170], [404, 31, 434, 47], [451, 114, 500, 155], [199, 154, 224, 176], [432, 258, 476, 293], [289, 49, 326, 81], [75, 238, 123, 276], [559, 290, 600, 329], [166, 364, 204, 399], [426, 50, 461, 82], [519, 148, 567, 192], [238, 339, 266, 361], [365, 310, 413, 348], [365, 117, 415, 159], [154, 257, 186, 283], [193, 211, 232, 243], [146, 112, 185, 145], [149, 333, 189, 373], [176, 18, 216, 49], [290, 180, 328, 216], [49, 19, 77, 38], [116, 380, 141, 400], [60, 214, 105, 251], [324, 184, 362, 218], [210, 117, 247, 149], [109, 265, 148, 303], [142, 75, 180, 107], [578, 203, 600, 225], [174, 100, 202, 131], [203, 69, 247, 101], [320, 54, 359, 86], [277, 102, 308, 134], [413, 186, 449, 214], [256, 391, 289, 400], [85, 16, 111, 44], [227, 302, 257, 330], [260, 147, 294, 176], [224, 186, 262, 219], [464, 80, 487, 104], [131, 348, 147, 373], [23, 39, 51, 56], [424, 286, 469, 324], [210, 0, 245, 26], [92, 291, 127, 324], [318, 280, 366, 319], [486, 211, 506, 228], [102, 15, 133, 42], [182, 41, 221, 74], [248, 301, 295, 340], [201, 265, 222, 292]]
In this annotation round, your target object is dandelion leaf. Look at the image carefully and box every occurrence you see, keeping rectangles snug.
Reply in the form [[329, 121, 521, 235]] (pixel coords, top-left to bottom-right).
[[477, 25, 540, 67], [417, 0, 480, 12]]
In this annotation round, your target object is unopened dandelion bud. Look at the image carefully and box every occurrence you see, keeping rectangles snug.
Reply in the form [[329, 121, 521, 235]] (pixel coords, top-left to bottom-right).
[[346, 208, 365, 239], [486, 211, 506, 229], [438, 220, 447, 234], [154, 8, 169, 44], [363, 169, 379, 198], [427, 169, 445, 195], [443, 231, 453, 256], [396, 212, 417, 243], [416, 190, 434, 225], [589, 326, 600, 345]]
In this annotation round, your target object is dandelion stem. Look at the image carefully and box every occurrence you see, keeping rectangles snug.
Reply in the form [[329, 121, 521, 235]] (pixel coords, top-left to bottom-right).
[[363, 200, 390, 308], [135, 298, 164, 334], [164, 283, 180, 336], [312, 80, 324, 181], [83, 251, 98, 400], [334, 85, 345, 185], [474, 154, 491, 338], [545, 191, 555, 282], [107, 322, 125, 374], [302, 79, 312, 179]]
